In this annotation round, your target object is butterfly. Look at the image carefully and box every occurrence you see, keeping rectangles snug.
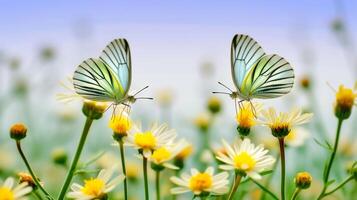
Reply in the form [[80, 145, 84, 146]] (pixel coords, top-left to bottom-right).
[[72, 38, 151, 114], [214, 34, 295, 114]]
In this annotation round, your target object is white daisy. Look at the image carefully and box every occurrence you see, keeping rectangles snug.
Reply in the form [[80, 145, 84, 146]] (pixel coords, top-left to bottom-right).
[[125, 122, 177, 157], [170, 167, 229, 196], [0, 177, 32, 200], [67, 168, 125, 200], [216, 138, 275, 180]]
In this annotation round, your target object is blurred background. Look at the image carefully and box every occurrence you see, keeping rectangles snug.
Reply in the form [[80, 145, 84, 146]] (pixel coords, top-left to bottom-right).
[[0, 0, 356, 199]]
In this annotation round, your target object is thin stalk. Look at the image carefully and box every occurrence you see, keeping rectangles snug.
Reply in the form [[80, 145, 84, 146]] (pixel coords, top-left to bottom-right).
[[290, 188, 301, 200], [57, 118, 93, 200], [33, 190, 45, 200], [278, 138, 286, 200], [260, 154, 280, 200], [324, 175, 353, 197], [16, 141, 53, 200], [250, 179, 279, 200], [227, 173, 242, 200], [318, 119, 343, 199], [156, 171, 161, 200], [118, 140, 128, 200], [143, 156, 150, 200]]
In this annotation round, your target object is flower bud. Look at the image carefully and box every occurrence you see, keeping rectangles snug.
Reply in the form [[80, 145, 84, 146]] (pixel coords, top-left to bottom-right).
[[109, 114, 131, 141], [10, 123, 27, 140], [51, 148, 68, 166], [18, 172, 37, 189], [294, 172, 312, 189], [82, 100, 107, 120], [194, 113, 211, 133], [207, 96, 221, 114], [299, 75, 311, 90], [334, 85, 356, 120]]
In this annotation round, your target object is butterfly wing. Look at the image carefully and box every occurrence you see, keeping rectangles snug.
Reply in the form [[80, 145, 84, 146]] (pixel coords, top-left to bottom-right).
[[231, 34, 266, 90], [73, 58, 124, 102], [240, 54, 294, 99], [100, 38, 132, 97]]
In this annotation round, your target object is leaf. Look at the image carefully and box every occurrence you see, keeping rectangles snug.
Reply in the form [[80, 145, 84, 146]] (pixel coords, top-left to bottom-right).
[[314, 138, 333, 151]]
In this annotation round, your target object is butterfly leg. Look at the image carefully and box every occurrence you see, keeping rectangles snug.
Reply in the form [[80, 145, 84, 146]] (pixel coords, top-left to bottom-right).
[[249, 101, 257, 118]]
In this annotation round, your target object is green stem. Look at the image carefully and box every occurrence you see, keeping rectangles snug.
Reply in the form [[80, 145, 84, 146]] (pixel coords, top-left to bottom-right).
[[250, 179, 279, 200], [278, 138, 286, 200], [156, 171, 161, 200], [16, 141, 53, 200], [318, 119, 343, 199], [260, 155, 280, 200], [57, 117, 93, 200], [119, 140, 128, 200], [227, 173, 242, 200], [290, 188, 301, 200], [143, 156, 150, 200], [324, 175, 353, 197], [33, 190, 45, 200]]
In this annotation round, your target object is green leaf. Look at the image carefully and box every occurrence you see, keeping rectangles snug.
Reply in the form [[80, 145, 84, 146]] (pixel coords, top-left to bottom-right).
[[314, 138, 333, 151]]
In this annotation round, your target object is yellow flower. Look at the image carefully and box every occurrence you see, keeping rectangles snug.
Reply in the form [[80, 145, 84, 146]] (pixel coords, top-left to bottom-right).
[[82, 100, 108, 119], [170, 167, 229, 196], [207, 96, 222, 114], [260, 107, 313, 138], [216, 139, 275, 180], [109, 113, 132, 139], [194, 113, 211, 132], [294, 172, 312, 189], [236, 102, 262, 136], [334, 84, 357, 119], [0, 177, 32, 200], [175, 144, 193, 161], [9, 123, 27, 141]]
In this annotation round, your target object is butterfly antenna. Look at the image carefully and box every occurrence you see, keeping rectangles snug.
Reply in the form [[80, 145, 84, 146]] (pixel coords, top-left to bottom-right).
[[326, 82, 337, 93], [136, 97, 154, 100], [133, 86, 149, 97], [212, 91, 231, 95], [218, 81, 234, 92]]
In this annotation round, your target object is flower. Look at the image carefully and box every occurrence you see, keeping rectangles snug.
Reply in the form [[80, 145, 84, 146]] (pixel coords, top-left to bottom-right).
[[0, 177, 32, 200], [156, 89, 173, 107], [236, 102, 262, 136], [9, 123, 27, 141], [299, 75, 311, 90], [18, 172, 37, 190], [109, 112, 132, 139], [125, 122, 177, 157], [194, 113, 211, 132], [207, 96, 222, 114], [294, 172, 312, 189], [149, 139, 188, 170], [170, 167, 229, 196], [67, 168, 125, 200], [285, 127, 310, 147], [334, 84, 357, 119], [173, 144, 193, 169], [260, 107, 313, 138], [216, 139, 275, 180], [51, 148, 68, 166], [82, 100, 108, 120]]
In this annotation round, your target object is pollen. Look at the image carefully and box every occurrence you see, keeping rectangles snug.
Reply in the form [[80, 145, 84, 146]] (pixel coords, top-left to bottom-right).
[[134, 131, 157, 150], [109, 115, 131, 135], [151, 147, 171, 163], [0, 187, 14, 200], [189, 172, 212, 192], [236, 107, 255, 128], [81, 178, 105, 196], [233, 151, 256, 171]]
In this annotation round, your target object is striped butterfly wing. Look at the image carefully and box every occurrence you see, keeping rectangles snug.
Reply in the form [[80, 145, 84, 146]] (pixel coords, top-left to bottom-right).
[[240, 54, 294, 99], [73, 58, 124, 102], [100, 38, 132, 97], [231, 34, 266, 89]]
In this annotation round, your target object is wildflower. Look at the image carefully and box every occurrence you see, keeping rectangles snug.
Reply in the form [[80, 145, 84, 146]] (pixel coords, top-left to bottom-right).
[[194, 113, 211, 132], [126, 162, 140, 182], [82, 100, 107, 120], [236, 102, 262, 137], [174, 144, 193, 169], [294, 172, 312, 189], [334, 84, 356, 120], [9, 123, 27, 141], [260, 107, 313, 138], [285, 127, 309, 147], [0, 177, 32, 200], [216, 139, 275, 180], [67, 168, 125, 200], [18, 172, 37, 190], [207, 96, 222, 114], [51, 148, 68, 166], [170, 167, 229, 197], [125, 122, 177, 157], [156, 89, 173, 107], [299, 75, 311, 90], [109, 112, 132, 140]]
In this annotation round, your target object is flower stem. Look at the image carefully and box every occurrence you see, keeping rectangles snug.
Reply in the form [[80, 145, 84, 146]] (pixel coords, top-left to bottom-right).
[[156, 171, 161, 200], [227, 173, 242, 200], [323, 175, 353, 198], [33, 190, 45, 200], [16, 141, 53, 200], [290, 188, 301, 200], [278, 138, 286, 200], [318, 119, 343, 199], [250, 178, 279, 200], [57, 117, 93, 200], [118, 139, 128, 200], [143, 156, 150, 200]]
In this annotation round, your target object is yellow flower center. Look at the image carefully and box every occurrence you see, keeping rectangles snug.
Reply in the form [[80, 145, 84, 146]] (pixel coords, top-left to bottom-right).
[[236, 107, 255, 128], [81, 178, 105, 196], [134, 131, 156, 150], [233, 151, 256, 171], [336, 85, 356, 109], [189, 173, 212, 192], [109, 115, 131, 135], [0, 187, 14, 200], [175, 145, 193, 160], [270, 119, 291, 137], [285, 129, 296, 142], [151, 147, 171, 163]]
